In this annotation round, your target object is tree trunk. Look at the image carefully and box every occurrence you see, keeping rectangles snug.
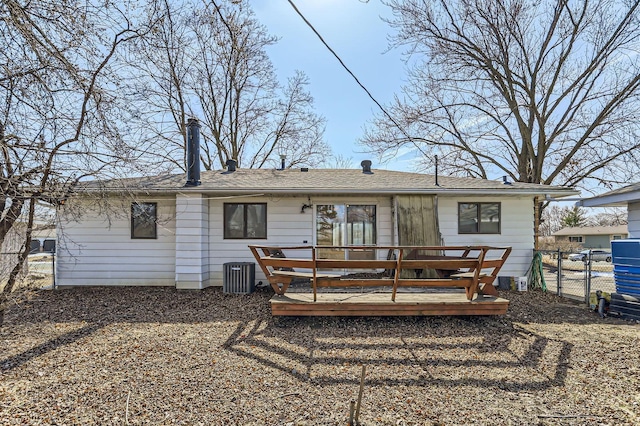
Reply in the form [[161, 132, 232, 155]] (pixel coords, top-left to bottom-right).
[[0, 198, 24, 248], [0, 199, 34, 327]]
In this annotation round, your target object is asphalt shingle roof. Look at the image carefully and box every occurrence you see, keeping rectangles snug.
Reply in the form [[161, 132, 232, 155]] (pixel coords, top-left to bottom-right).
[[553, 225, 628, 236], [579, 182, 640, 207], [77, 168, 577, 197]]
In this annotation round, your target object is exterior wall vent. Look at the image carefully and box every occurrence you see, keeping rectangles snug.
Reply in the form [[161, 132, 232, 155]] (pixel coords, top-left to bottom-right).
[[223, 262, 255, 294], [361, 160, 373, 174]]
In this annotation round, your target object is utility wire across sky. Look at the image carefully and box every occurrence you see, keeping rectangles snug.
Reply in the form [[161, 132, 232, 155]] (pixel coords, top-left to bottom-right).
[[285, 0, 418, 147]]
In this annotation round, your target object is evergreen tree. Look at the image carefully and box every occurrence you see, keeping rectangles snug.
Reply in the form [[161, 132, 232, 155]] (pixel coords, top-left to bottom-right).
[[561, 207, 587, 228]]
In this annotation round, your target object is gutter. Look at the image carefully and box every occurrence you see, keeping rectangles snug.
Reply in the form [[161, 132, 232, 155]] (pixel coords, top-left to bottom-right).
[[75, 187, 579, 198], [576, 193, 636, 207]]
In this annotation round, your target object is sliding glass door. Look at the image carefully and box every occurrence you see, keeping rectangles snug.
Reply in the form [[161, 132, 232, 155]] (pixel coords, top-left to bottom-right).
[[316, 204, 376, 260]]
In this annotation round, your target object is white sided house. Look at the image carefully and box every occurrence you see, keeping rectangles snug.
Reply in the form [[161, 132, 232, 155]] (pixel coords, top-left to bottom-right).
[[55, 161, 578, 290], [578, 183, 640, 237]]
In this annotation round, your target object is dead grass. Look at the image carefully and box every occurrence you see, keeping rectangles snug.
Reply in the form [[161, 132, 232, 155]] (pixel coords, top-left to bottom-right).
[[0, 286, 638, 425]]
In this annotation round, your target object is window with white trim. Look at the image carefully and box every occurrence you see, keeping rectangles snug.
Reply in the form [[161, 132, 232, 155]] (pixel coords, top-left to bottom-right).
[[131, 202, 157, 239], [458, 202, 500, 234], [224, 203, 267, 239]]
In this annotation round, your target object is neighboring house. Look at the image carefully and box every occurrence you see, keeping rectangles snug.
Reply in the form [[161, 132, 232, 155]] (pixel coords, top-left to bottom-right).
[[578, 183, 640, 237], [31, 225, 57, 254], [1, 221, 26, 282], [1, 220, 55, 281], [54, 160, 577, 290], [552, 225, 628, 249], [1, 219, 55, 254]]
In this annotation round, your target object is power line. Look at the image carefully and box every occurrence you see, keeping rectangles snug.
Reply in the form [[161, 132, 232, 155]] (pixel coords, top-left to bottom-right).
[[286, 0, 416, 144]]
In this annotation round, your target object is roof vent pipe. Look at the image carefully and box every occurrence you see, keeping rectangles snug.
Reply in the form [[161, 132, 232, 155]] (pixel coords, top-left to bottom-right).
[[503, 176, 512, 185], [435, 155, 439, 186], [280, 154, 286, 170], [361, 160, 372, 174], [226, 159, 237, 172], [185, 118, 201, 186]]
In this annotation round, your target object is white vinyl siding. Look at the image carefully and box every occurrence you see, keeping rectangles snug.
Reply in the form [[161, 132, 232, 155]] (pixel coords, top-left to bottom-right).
[[56, 191, 539, 288], [56, 197, 176, 287], [175, 194, 209, 289], [438, 196, 534, 278], [628, 201, 640, 238], [208, 195, 393, 286]]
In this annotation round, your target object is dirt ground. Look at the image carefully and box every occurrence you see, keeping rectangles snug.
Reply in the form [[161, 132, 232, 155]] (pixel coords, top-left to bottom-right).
[[0, 286, 638, 425]]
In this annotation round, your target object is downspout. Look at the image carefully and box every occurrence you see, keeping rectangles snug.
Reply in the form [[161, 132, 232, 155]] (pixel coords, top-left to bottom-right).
[[434, 195, 443, 245], [51, 243, 56, 289], [534, 196, 540, 251], [54, 205, 60, 289], [392, 196, 399, 246]]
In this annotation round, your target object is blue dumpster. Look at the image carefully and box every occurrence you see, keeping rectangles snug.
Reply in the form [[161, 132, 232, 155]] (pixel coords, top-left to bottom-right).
[[612, 239, 640, 297]]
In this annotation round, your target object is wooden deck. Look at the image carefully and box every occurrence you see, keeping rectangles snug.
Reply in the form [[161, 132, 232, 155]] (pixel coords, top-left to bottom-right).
[[249, 244, 512, 303], [270, 292, 510, 316]]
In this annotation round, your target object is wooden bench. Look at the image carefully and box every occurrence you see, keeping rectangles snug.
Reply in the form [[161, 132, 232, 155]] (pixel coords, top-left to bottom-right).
[[248, 246, 340, 295], [249, 245, 511, 302]]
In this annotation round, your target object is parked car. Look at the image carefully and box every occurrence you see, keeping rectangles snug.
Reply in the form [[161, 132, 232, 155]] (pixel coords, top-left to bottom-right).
[[568, 249, 612, 262]]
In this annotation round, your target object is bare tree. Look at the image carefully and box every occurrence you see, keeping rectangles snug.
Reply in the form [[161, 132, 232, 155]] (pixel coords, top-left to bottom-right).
[[321, 154, 357, 169], [363, 0, 640, 191], [130, 0, 330, 171], [246, 71, 328, 169], [540, 205, 627, 238], [127, 0, 196, 173], [0, 0, 150, 324], [539, 205, 566, 238], [586, 209, 628, 227]]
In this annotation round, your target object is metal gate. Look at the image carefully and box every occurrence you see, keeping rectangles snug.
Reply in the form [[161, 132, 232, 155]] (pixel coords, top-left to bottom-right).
[[535, 249, 615, 303]]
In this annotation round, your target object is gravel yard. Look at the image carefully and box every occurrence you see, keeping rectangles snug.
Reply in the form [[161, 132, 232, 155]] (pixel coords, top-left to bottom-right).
[[1, 286, 638, 425]]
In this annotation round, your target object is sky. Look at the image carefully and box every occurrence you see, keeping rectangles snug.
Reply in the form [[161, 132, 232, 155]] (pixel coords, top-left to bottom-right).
[[252, 1, 411, 170]]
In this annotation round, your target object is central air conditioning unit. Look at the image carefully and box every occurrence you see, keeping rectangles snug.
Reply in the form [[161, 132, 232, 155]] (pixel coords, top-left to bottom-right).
[[223, 262, 256, 294]]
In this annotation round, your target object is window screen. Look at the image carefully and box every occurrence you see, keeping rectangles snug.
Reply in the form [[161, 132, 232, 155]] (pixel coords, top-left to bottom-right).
[[458, 202, 500, 234], [224, 203, 267, 239], [131, 202, 157, 239]]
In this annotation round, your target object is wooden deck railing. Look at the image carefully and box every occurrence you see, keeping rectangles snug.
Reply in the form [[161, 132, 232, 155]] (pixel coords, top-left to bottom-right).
[[249, 245, 511, 302]]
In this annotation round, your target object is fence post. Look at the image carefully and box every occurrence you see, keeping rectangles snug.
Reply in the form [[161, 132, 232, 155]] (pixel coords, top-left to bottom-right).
[[556, 249, 562, 297], [52, 251, 56, 289], [585, 250, 592, 305]]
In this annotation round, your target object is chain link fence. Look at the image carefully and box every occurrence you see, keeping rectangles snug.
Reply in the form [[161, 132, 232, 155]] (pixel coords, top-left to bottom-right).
[[535, 249, 615, 304], [2, 247, 616, 303], [0, 251, 56, 291]]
